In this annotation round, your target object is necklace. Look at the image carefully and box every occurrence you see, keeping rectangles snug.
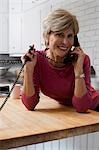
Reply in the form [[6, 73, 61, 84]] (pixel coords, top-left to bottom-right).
[[45, 55, 66, 68], [43, 48, 66, 68]]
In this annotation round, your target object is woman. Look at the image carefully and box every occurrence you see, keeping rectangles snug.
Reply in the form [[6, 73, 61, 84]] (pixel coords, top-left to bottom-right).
[[21, 9, 99, 112]]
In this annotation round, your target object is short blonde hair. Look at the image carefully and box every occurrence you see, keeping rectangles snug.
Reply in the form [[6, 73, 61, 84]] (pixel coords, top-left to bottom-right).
[[43, 9, 79, 47]]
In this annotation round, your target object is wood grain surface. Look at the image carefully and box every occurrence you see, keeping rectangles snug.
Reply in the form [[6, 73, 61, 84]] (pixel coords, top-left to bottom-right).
[[0, 93, 99, 149]]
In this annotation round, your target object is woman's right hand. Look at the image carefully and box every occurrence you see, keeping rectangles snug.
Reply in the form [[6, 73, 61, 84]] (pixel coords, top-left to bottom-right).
[[21, 45, 37, 74]]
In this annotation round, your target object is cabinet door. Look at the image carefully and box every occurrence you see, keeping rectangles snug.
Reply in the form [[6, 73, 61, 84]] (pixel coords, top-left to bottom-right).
[[22, 7, 41, 52], [40, 1, 51, 49], [0, 0, 9, 54], [22, 0, 35, 12], [9, 0, 22, 13], [9, 14, 22, 55], [1, 15, 9, 54], [0, 0, 9, 13], [0, 15, 9, 54]]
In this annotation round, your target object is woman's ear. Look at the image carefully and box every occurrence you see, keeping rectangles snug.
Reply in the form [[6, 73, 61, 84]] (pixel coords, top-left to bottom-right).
[[43, 29, 52, 48], [43, 33, 49, 48], [45, 39, 49, 48]]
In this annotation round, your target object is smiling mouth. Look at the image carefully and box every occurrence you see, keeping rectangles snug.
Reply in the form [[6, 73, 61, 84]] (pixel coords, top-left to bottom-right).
[[58, 46, 68, 51]]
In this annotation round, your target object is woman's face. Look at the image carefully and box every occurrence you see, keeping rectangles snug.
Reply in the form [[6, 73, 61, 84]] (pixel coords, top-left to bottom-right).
[[48, 28, 74, 58]]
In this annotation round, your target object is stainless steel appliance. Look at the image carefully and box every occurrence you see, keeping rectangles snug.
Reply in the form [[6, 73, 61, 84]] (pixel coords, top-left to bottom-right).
[[0, 54, 22, 96]]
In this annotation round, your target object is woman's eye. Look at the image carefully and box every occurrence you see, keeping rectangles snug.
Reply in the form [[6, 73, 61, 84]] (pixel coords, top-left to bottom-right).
[[68, 34, 73, 38], [55, 33, 64, 37]]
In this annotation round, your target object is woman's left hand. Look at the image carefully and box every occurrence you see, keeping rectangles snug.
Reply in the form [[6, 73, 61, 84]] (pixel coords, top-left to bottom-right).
[[71, 47, 86, 75]]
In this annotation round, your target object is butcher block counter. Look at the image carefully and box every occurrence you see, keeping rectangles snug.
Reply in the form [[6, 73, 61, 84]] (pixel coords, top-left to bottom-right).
[[0, 94, 99, 149]]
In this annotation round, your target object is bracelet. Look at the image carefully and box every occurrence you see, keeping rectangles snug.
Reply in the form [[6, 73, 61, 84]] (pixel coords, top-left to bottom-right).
[[75, 73, 85, 79]]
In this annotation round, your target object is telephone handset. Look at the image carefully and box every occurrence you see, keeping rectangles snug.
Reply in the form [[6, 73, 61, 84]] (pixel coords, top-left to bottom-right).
[[63, 35, 80, 64]]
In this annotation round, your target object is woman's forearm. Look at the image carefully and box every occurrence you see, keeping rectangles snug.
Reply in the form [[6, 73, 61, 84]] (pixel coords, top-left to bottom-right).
[[22, 72, 35, 97], [74, 78, 87, 97]]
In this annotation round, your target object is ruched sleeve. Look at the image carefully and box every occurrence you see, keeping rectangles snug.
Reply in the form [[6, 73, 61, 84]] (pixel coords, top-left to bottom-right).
[[21, 60, 40, 110], [72, 55, 93, 112]]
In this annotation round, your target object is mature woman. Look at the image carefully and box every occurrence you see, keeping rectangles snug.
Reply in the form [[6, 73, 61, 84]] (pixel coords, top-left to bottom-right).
[[21, 9, 99, 112]]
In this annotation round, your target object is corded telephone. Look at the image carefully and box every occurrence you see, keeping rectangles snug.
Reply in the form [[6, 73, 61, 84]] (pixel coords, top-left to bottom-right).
[[63, 35, 80, 64]]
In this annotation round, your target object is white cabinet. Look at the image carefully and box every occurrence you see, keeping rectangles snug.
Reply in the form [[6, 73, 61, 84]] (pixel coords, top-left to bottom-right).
[[9, 0, 22, 13], [22, 1, 51, 51], [0, 0, 9, 54], [22, 7, 41, 52], [40, 1, 52, 49], [9, 0, 23, 56], [0, 0, 9, 13], [22, 0, 35, 12], [9, 0, 51, 55], [9, 14, 22, 55], [0, 15, 9, 54], [9, 0, 41, 55]]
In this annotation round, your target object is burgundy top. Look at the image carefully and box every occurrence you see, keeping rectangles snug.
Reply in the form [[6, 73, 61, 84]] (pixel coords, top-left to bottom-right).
[[21, 51, 99, 112]]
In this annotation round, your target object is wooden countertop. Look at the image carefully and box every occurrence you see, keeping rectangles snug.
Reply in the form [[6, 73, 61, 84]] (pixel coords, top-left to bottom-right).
[[0, 94, 99, 149]]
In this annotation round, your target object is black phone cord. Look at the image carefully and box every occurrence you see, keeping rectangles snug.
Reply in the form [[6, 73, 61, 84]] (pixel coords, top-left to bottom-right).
[[0, 62, 26, 111]]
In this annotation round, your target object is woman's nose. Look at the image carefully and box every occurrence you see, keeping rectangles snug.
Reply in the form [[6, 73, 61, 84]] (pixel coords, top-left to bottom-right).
[[63, 37, 70, 45]]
